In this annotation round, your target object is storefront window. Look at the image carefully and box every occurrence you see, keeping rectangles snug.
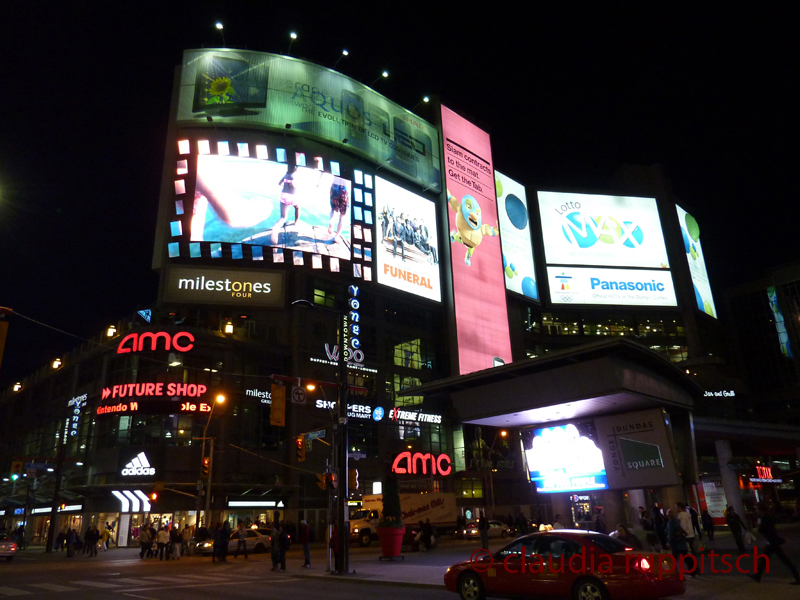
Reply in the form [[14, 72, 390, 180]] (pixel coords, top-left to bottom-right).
[[454, 478, 483, 498], [542, 313, 580, 336], [582, 314, 634, 336]]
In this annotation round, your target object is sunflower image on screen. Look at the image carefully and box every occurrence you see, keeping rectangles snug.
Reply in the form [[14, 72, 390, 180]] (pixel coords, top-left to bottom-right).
[[448, 190, 498, 266]]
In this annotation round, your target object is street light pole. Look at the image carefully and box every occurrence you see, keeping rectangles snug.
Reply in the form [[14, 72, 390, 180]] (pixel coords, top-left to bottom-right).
[[200, 395, 225, 527], [292, 299, 349, 574], [487, 430, 507, 519]]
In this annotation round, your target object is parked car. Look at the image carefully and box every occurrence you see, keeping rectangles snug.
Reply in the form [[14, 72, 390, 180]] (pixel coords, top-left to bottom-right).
[[463, 520, 511, 539], [444, 530, 685, 600], [0, 535, 17, 562]]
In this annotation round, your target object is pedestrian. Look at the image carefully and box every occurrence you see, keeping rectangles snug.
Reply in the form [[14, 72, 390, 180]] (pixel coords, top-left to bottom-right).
[[299, 520, 311, 568], [594, 511, 607, 535], [652, 504, 668, 549], [478, 514, 489, 549], [422, 518, 434, 551], [552, 514, 565, 529], [666, 508, 696, 578], [701, 510, 715, 542], [676, 503, 698, 554], [278, 523, 290, 572], [56, 529, 66, 551], [688, 505, 703, 540], [641, 512, 660, 551], [101, 526, 111, 551], [211, 524, 222, 563], [610, 524, 643, 550], [219, 522, 230, 562], [750, 503, 800, 585], [170, 525, 181, 560], [271, 523, 281, 570], [139, 525, 152, 559], [157, 525, 169, 560], [181, 524, 192, 556], [66, 528, 76, 558], [234, 522, 248, 559], [725, 506, 747, 553]]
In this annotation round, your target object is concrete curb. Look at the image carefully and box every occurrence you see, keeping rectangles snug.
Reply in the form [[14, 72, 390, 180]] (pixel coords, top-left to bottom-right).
[[287, 569, 445, 590]]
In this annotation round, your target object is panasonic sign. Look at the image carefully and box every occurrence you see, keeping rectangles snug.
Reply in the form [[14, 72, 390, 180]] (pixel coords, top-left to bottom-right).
[[121, 452, 156, 477]]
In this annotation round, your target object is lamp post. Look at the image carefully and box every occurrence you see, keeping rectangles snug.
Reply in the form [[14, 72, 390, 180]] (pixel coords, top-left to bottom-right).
[[200, 394, 225, 527], [487, 429, 507, 518], [292, 299, 349, 574]]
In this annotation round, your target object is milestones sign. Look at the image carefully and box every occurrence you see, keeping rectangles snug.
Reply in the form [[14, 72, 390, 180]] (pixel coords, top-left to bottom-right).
[[164, 265, 284, 307]]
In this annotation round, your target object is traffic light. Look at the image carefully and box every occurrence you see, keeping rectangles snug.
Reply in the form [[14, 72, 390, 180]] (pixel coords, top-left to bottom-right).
[[202, 457, 210, 477], [348, 468, 359, 490], [316, 473, 327, 490], [10, 461, 23, 481], [149, 491, 158, 503], [296, 436, 305, 462], [327, 472, 338, 490]]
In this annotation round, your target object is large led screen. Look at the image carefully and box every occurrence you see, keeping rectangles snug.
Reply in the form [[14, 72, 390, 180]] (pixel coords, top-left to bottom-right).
[[538, 192, 670, 269], [676, 205, 717, 318], [441, 106, 512, 375], [192, 154, 351, 259], [523, 423, 608, 493], [547, 266, 677, 307], [375, 177, 441, 302], [496, 171, 537, 300], [178, 50, 441, 194]]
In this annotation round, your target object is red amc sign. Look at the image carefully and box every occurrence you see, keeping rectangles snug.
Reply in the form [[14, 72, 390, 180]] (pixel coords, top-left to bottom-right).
[[117, 331, 195, 354], [392, 452, 452, 476]]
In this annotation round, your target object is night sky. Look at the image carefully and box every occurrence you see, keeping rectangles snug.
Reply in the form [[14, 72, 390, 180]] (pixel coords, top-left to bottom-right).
[[2, 4, 797, 388]]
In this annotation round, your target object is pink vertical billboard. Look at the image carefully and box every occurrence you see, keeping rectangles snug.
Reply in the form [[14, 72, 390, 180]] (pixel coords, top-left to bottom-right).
[[441, 106, 512, 374]]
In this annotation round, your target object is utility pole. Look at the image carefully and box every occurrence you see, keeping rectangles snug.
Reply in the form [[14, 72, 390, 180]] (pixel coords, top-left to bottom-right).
[[335, 311, 349, 575], [205, 438, 214, 524]]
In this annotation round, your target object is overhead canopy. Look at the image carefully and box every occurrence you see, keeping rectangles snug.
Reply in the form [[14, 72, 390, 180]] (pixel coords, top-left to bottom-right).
[[401, 338, 700, 427]]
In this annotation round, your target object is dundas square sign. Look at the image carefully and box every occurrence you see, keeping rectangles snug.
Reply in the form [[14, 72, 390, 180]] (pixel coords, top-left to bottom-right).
[[164, 266, 284, 307]]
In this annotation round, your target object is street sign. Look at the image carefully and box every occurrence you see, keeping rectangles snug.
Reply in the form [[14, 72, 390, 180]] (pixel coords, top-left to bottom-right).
[[307, 429, 326, 440], [349, 451, 366, 460], [291, 386, 307, 404], [25, 462, 49, 469], [26, 468, 37, 478]]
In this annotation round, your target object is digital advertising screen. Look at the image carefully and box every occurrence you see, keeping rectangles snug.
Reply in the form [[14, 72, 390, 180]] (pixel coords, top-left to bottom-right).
[[495, 171, 537, 300], [538, 192, 670, 269], [192, 154, 352, 260], [523, 422, 609, 493], [547, 266, 677, 307], [374, 177, 441, 302], [675, 205, 717, 318], [178, 50, 441, 194], [441, 105, 512, 375]]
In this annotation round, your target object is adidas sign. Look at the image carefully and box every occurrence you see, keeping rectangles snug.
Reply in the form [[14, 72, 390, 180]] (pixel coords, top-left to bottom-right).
[[121, 452, 156, 476]]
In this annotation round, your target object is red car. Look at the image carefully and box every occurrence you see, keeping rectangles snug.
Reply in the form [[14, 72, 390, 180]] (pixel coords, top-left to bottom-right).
[[444, 530, 685, 600]]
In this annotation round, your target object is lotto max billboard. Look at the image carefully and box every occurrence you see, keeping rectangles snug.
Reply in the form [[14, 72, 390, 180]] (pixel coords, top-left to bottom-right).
[[177, 49, 441, 193], [441, 105, 512, 375], [538, 192, 670, 269], [523, 422, 609, 494], [374, 177, 441, 302], [495, 171, 538, 300], [675, 205, 717, 318], [547, 266, 677, 307]]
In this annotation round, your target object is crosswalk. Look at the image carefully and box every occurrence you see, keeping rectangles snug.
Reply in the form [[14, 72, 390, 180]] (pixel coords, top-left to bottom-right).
[[0, 573, 275, 596]]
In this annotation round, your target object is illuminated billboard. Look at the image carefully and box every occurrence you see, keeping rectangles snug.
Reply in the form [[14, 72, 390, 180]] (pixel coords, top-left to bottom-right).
[[547, 266, 677, 307], [178, 49, 441, 193], [523, 423, 608, 493], [495, 171, 537, 300], [441, 105, 512, 375], [374, 177, 441, 302], [538, 192, 670, 269], [675, 205, 716, 318], [193, 154, 351, 259]]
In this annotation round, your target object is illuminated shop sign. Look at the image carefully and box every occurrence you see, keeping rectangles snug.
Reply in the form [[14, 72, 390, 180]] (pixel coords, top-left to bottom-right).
[[117, 331, 194, 354], [164, 266, 284, 307], [121, 452, 156, 476], [96, 400, 214, 415], [391, 452, 452, 476], [441, 105, 512, 374], [66, 394, 88, 440], [246, 388, 272, 404], [177, 49, 441, 193], [314, 400, 378, 420], [524, 423, 609, 493], [389, 407, 442, 424], [547, 266, 677, 307], [703, 390, 736, 398], [101, 383, 207, 399], [750, 466, 783, 484], [344, 285, 365, 366]]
